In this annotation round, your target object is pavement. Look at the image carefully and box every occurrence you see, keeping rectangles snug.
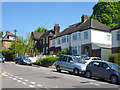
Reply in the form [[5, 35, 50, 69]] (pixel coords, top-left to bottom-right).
[[0, 62, 120, 89]]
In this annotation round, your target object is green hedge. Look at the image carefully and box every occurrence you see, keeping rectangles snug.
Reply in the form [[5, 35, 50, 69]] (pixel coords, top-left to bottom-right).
[[36, 55, 59, 65], [109, 54, 120, 66], [2, 49, 15, 61]]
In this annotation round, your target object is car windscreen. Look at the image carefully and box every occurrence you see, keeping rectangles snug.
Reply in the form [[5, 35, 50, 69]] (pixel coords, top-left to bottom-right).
[[83, 57, 90, 60], [22, 56, 29, 59], [0, 53, 4, 57], [109, 63, 120, 71], [73, 57, 85, 64]]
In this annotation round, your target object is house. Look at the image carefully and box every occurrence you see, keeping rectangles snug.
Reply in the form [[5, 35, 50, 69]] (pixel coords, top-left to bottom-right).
[[2, 31, 17, 49], [31, 24, 60, 55], [111, 24, 120, 53], [49, 15, 112, 60], [0, 31, 3, 49]]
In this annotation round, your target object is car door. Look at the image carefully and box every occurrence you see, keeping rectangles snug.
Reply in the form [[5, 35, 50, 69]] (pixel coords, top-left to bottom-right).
[[98, 62, 111, 79], [60, 56, 68, 70], [90, 61, 101, 76], [66, 57, 74, 71]]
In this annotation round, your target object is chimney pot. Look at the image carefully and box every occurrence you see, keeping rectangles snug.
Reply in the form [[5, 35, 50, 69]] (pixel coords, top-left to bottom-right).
[[81, 15, 89, 23]]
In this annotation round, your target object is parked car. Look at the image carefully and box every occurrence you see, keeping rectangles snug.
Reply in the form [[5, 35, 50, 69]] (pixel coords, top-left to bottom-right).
[[83, 57, 103, 65], [0, 53, 5, 63], [85, 60, 120, 84], [55, 55, 87, 75], [15, 56, 32, 65]]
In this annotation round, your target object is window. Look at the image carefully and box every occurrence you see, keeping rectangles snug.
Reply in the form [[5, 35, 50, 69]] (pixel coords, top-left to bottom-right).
[[72, 33, 77, 41], [107, 35, 110, 41], [62, 36, 66, 43], [68, 57, 73, 62], [46, 47, 48, 53], [72, 47, 77, 55], [40, 40, 41, 43], [78, 32, 81, 40], [101, 63, 109, 69], [66, 35, 69, 42], [52, 40, 55, 46], [84, 31, 88, 39], [46, 37, 48, 43], [57, 38, 60, 44], [62, 56, 67, 62], [92, 62, 100, 67], [43, 48, 45, 54], [117, 31, 120, 41], [43, 38, 45, 44]]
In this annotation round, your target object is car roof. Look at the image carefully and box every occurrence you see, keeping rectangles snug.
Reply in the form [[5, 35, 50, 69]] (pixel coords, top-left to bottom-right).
[[90, 60, 113, 64]]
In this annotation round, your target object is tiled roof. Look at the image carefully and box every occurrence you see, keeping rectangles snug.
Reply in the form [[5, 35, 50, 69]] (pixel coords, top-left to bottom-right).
[[111, 24, 120, 31], [52, 19, 111, 39], [32, 32, 43, 40]]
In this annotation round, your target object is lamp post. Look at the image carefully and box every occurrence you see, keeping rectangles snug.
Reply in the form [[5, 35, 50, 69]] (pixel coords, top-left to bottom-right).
[[14, 29, 17, 58]]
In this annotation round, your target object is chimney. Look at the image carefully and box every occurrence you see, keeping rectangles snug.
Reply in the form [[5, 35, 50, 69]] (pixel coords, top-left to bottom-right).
[[81, 15, 89, 23], [54, 24, 60, 35], [6, 31, 11, 35]]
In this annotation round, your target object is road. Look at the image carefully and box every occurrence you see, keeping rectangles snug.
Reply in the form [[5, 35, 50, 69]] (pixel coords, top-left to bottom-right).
[[0, 62, 119, 89]]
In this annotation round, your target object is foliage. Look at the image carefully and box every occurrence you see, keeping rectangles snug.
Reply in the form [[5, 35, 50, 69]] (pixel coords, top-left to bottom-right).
[[34, 48, 40, 55], [34, 27, 46, 33], [91, 2, 120, 27], [9, 36, 27, 55], [36, 55, 59, 65], [109, 54, 120, 66], [57, 49, 71, 57], [2, 49, 15, 61]]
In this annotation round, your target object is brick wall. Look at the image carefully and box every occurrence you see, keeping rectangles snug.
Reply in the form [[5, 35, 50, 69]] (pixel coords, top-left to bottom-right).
[[92, 49, 101, 57]]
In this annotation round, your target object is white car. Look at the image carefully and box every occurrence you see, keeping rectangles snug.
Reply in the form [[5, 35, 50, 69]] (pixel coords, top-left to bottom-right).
[[83, 57, 102, 65]]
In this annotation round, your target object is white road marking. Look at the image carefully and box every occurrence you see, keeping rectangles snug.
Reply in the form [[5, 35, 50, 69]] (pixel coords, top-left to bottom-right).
[[37, 84, 43, 87], [29, 85, 35, 88], [30, 82, 36, 84], [15, 76, 18, 78], [25, 79, 29, 82], [19, 77, 23, 80], [9, 77, 12, 78], [12, 78, 17, 80], [10, 75, 13, 76], [4, 75, 8, 76], [22, 82, 27, 85], [17, 80, 22, 83]]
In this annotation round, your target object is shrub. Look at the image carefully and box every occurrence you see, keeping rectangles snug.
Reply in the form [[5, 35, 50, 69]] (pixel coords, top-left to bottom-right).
[[2, 49, 15, 61], [57, 49, 71, 57], [109, 54, 120, 66], [36, 55, 59, 66]]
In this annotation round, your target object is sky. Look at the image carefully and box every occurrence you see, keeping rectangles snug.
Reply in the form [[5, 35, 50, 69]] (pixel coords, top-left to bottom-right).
[[2, 2, 97, 39]]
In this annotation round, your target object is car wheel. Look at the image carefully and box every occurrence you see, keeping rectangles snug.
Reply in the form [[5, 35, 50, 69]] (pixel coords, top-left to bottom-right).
[[111, 75, 118, 84], [86, 71, 91, 78], [15, 62, 17, 64], [74, 68, 79, 75], [56, 66, 61, 72]]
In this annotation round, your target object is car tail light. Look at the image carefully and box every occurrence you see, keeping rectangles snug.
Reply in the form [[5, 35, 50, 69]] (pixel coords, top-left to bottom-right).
[[85, 61, 87, 63]]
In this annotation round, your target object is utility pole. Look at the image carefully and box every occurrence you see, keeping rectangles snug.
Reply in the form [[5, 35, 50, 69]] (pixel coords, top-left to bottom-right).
[[14, 29, 17, 58]]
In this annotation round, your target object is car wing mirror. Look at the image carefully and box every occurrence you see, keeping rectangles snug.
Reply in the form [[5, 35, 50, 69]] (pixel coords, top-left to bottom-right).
[[106, 67, 110, 70]]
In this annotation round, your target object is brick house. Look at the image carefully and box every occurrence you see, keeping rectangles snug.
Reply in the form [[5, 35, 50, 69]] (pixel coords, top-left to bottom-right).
[[31, 24, 60, 55], [50, 15, 112, 60], [2, 31, 17, 49], [0, 31, 3, 49], [111, 24, 120, 54]]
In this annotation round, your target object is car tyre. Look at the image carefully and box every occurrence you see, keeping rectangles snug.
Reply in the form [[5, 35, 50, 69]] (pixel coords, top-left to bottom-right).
[[74, 68, 79, 75], [86, 71, 91, 78], [111, 75, 118, 84], [56, 66, 61, 72]]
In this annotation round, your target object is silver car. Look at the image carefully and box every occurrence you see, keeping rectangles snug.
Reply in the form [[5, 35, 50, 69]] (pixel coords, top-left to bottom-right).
[[55, 55, 86, 75]]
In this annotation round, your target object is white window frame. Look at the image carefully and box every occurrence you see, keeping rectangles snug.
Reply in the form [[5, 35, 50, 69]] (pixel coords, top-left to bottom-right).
[[46, 47, 48, 53], [117, 31, 120, 41], [72, 33, 77, 41], [107, 35, 110, 41], [43, 38, 45, 44], [46, 37, 48, 43], [57, 38, 60, 45], [52, 40, 55, 47], [66, 35, 69, 43], [78, 32, 81, 40], [62, 36, 66, 43], [43, 48, 45, 54]]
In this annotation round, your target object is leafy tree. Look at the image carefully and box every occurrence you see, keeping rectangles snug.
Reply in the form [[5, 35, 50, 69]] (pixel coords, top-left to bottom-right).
[[34, 27, 46, 33], [57, 49, 71, 57], [91, 2, 120, 27]]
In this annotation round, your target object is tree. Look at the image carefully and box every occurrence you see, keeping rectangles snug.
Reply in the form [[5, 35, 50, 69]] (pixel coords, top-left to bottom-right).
[[34, 27, 46, 33], [91, 2, 120, 27]]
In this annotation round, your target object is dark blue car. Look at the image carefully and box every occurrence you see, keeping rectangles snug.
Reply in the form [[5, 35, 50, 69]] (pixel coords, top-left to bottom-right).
[[15, 56, 32, 66], [85, 60, 120, 84]]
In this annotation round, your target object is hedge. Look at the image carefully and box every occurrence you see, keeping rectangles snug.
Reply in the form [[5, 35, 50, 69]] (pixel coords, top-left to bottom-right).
[[109, 54, 120, 66], [2, 49, 15, 61], [36, 55, 59, 66]]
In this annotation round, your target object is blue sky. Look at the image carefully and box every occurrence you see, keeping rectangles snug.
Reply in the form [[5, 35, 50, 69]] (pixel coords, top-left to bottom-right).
[[2, 2, 97, 39]]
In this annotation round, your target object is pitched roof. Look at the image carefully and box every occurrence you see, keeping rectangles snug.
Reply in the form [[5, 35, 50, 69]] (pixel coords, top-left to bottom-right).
[[40, 30, 54, 39], [52, 19, 111, 39], [32, 32, 43, 40], [2, 31, 17, 41], [111, 24, 120, 31]]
